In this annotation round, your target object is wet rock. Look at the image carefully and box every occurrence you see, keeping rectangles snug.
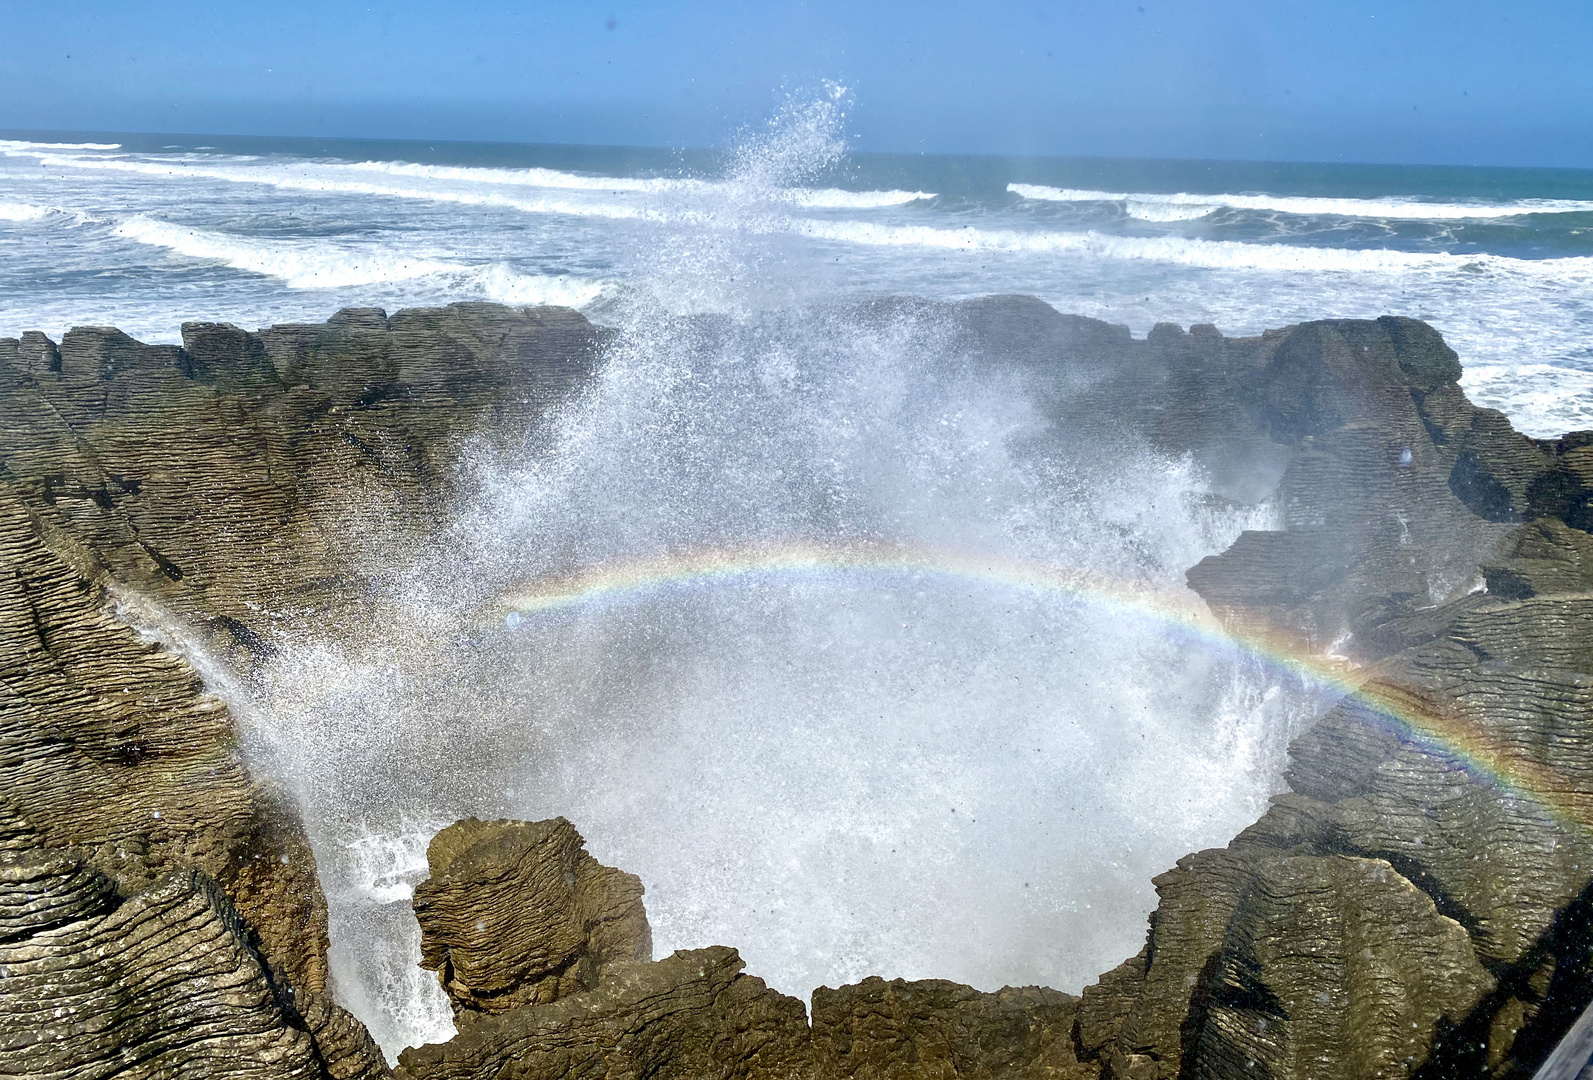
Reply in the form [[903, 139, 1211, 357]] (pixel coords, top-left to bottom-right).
[[0, 302, 604, 660], [810, 976, 1091, 1079], [403, 815, 1097, 1080], [1073, 319, 1593, 1078], [0, 303, 603, 1076], [395, 945, 815, 1080], [1175, 317, 1553, 656], [0, 846, 324, 1078], [5, 299, 1593, 1079], [1189, 855, 1495, 1080], [1482, 517, 1593, 599], [413, 817, 652, 1015]]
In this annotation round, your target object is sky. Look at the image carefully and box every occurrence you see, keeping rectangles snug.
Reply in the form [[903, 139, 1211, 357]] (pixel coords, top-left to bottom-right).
[[2, 1, 1591, 167]]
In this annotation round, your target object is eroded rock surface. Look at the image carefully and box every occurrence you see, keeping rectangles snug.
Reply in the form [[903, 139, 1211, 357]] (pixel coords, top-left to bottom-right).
[[399, 818, 1091, 1080], [0, 304, 601, 1078], [396, 946, 815, 1080], [4, 300, 1592, 1079], [413, 817, 652, 1015], [810, 977, 1091, 1079], [0, 845, 385, 1079]]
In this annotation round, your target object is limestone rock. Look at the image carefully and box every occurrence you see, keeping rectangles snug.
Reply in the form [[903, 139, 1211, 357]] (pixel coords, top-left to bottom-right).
[[0, 490, 329, 997], [1175, 317, 1551, 656], [1482, 517, 1593, 599], [8, 300, 1593, 1079], [1190, 856, 1495, 1080], [0, 302, 603, 659], [394, 946, 815, 1080], [0, 303, 603, 1076], [0, 846, 321, 1078], [1067, 318, 1593, 1077], [810, 976, 1091, 1079], [412, 817, 652, 1014]]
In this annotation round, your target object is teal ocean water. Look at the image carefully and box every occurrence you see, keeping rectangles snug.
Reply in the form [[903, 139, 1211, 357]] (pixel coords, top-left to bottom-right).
[[3, 122, 1591, 435]]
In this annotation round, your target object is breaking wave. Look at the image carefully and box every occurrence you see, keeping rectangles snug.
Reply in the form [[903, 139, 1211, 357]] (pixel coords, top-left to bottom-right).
[[1009, 183, 1593, 221], [4, 146, 931, 220], [0, 201, 54, 222], [112, 215, 608, 306], [0, 138, 122, 152], [796, 216, 1593, 278]]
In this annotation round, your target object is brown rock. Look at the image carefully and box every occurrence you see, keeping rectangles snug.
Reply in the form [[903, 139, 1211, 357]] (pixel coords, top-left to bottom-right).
[[810, 976, 1091, 1079], [395, 946, 815, 1080], [412, 817, 652, 1015], [1189, 855, 1495, 1080], [0, 847, 322, 1078]]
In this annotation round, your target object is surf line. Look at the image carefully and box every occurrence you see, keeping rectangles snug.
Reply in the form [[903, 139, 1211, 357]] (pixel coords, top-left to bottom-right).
[[484, 537, 1590, 836]]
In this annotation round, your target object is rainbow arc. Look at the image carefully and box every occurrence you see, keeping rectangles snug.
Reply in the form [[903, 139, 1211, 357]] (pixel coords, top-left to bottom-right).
[[484, 538, 1588, 835]]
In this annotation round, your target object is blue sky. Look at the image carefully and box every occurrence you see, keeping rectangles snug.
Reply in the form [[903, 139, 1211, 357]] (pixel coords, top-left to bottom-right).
[[2, 1, 1591, 167]]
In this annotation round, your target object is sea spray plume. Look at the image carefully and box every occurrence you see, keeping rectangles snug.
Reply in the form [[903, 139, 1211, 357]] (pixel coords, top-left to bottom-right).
[[234, 291, 1320, 1060], [608, 84, 860, 317], [727, 82, 852, 192], [480, 538, 1593, 839]]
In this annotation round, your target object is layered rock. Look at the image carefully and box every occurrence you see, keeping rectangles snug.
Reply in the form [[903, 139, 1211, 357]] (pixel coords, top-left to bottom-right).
[[0, 845, 384, 1079], [0, 304, 602, 1077], [0, 303, 602, 659], [4, 299, 1592, 1078], [1046, 309, 1593, 1077], [395, 946, 816, 1080], [412, 817, 652, 1014], [810, 977, 1091, 1079], [398, 818, 1090, 1080]]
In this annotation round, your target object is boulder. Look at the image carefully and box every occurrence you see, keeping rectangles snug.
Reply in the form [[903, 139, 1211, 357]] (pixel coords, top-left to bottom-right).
[[412, 817, 652, 1014]]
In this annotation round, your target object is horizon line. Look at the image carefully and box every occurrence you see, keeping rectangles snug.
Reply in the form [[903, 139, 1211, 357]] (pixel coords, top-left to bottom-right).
[[6, 125, 1592, 177]]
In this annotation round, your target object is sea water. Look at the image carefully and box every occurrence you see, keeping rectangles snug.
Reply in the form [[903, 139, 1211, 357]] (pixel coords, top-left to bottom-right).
[[5, 96, 1588, 1058], [3, 100, 1592, 435]]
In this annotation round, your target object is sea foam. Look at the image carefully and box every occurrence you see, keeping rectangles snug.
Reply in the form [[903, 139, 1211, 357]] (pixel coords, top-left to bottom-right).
[[0, 201, 54, 222], [794, 217, 1593, 278], [0, 139, 122, 152], [1009, 183, 1593, 221], [7, 146, 930, 221], [112, 215, 607, 307]]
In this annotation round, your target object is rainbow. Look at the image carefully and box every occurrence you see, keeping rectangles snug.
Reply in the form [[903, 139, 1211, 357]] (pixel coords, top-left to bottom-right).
[[485, 538, 1590, 835]]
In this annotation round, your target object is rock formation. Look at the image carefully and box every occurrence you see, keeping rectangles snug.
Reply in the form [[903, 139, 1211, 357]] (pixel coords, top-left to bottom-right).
[[1022, 308, 1593, 1079], [0, 846, 384, 1079], [395, 816, 1091, 1080], [0, 304, 600, 1078], [810, 978, 1091, 1079], [395, 946, 816, 1080], [2, 299, 1591, 1078], [412, 817, 651, 1014]]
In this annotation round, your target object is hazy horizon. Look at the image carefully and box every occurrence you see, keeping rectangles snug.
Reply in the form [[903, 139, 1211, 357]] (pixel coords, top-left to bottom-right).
[[4, 0, 1591, 168]]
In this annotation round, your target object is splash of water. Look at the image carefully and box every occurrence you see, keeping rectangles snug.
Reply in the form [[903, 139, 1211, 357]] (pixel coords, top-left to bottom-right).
[[228, 93, 1323, 1060]]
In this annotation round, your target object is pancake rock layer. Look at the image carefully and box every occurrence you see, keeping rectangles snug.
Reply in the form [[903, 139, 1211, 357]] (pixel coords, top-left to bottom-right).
[[1, 299, 1590, 1078]]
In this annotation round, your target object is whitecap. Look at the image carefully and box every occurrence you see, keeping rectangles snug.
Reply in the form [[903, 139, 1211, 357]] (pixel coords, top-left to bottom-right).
[[20, 151, 689, 225], [340, 158, 704, 193], [112, 214, 608, 306], [0, 201, 54, 222], [0, 139, 121, 152], [1009, 182, 1593, 221], [792, 217, 1593, 279], [785, 188, 936, 209]]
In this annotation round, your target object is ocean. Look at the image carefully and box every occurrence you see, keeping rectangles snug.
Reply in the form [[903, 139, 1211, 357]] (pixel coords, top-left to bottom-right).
[[3, 105, 1591, 437], [7, 100, 1592, 1058]]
